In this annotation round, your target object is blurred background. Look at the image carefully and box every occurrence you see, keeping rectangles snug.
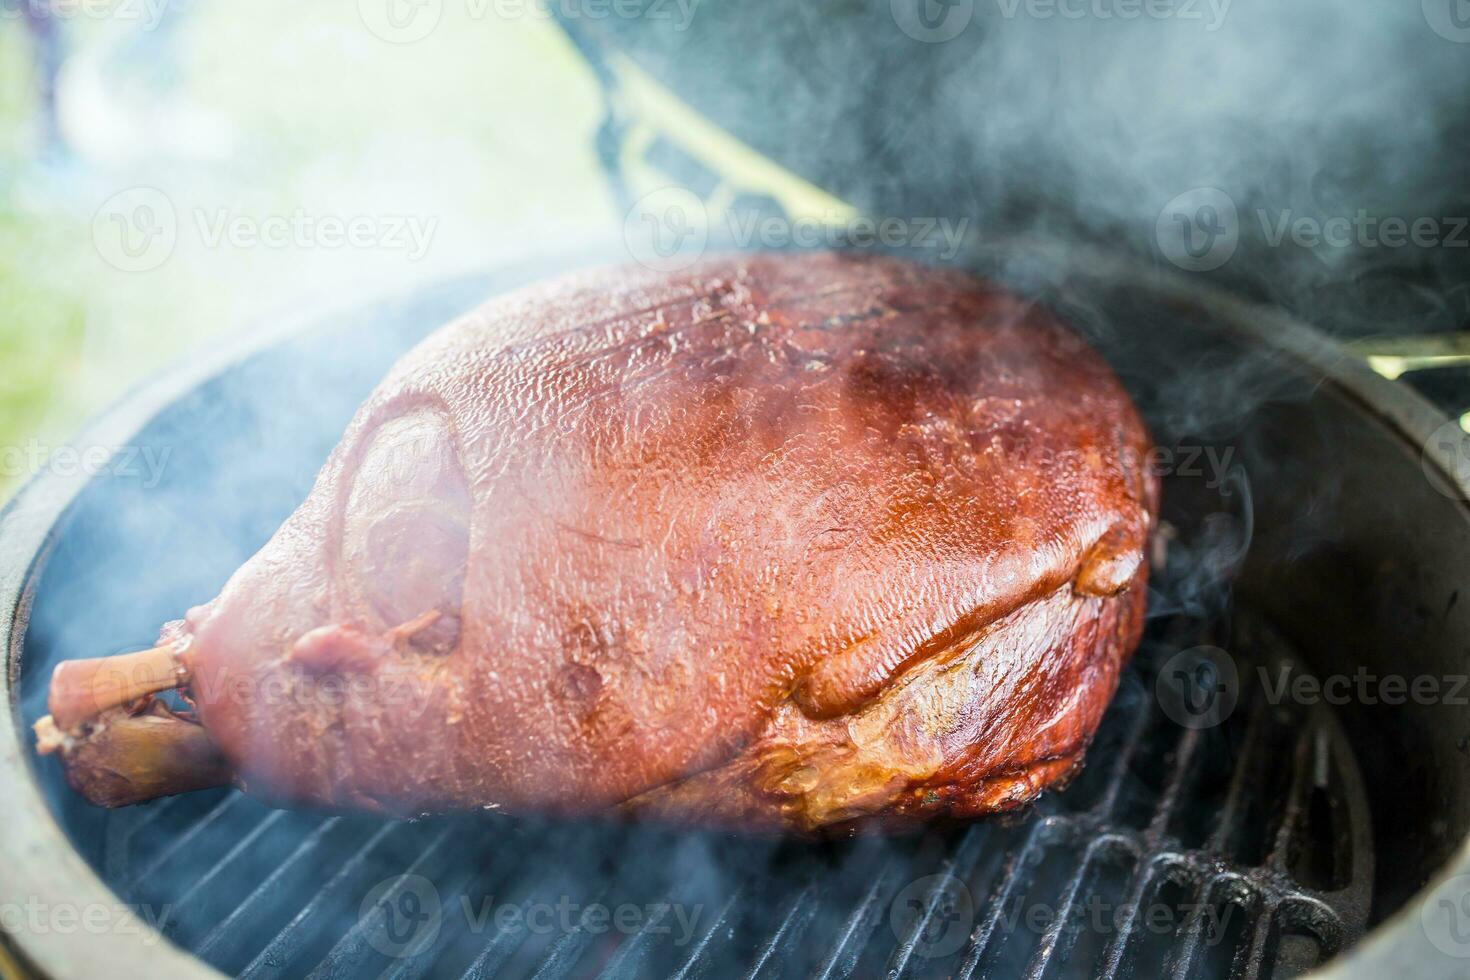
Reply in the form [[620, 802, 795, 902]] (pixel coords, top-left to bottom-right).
[[2, 0, 1469, 498], [0, 0, 613, 498]]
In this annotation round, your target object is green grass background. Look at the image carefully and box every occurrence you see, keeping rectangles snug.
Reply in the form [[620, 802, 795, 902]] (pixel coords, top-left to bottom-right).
[[0, 2, 617, 499]]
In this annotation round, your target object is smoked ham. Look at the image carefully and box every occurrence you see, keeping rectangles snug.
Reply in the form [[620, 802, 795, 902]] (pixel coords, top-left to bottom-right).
[[37, 252, 1157, 833]]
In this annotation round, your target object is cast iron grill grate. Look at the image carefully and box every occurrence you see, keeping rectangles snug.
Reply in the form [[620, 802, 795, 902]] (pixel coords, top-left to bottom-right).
[[48, 610, 1372, 980]]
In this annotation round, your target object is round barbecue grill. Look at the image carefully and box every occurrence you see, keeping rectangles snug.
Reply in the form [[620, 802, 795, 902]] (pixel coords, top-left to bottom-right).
[[3, 245, 1469, 979]]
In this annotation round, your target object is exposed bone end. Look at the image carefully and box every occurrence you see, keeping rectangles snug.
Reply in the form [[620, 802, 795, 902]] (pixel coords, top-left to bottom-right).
[[47, 643, 189, 732], [37, 700, 233, 807], [33, 715, 73, 756]]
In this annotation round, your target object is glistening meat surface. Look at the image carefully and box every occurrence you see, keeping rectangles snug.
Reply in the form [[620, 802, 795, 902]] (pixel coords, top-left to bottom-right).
[[40, 251, 1158, 833]]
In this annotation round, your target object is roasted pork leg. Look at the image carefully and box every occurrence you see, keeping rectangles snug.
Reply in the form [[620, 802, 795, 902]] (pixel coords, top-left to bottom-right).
[[38, 252, 1157, 833]]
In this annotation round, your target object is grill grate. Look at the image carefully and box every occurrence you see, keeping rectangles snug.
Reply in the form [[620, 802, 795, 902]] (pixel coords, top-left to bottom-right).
[[58, 609, 1372, 979]]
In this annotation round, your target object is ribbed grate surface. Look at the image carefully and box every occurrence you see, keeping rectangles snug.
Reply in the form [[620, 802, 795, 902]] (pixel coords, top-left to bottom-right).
[[64, 611, 1373, 979]]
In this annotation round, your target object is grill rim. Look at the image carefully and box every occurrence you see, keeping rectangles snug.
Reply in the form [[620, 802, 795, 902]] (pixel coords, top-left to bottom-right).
[[1, 243, 1465, 979]]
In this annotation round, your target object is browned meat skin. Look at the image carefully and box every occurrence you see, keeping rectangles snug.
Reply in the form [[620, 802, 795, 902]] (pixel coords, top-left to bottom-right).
[[53, 252, 1159, 832]]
